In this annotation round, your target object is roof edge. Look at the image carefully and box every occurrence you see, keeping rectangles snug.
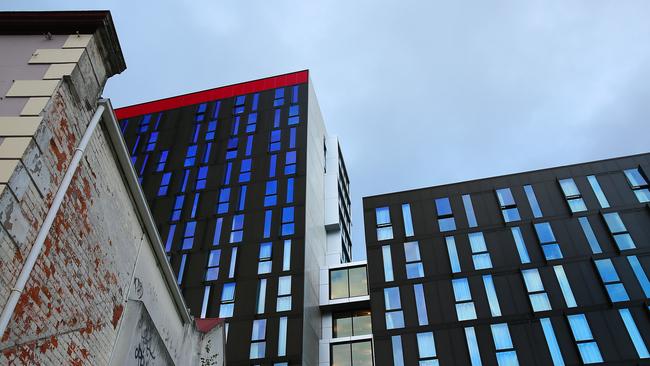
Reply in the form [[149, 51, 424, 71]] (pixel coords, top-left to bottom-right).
[[114, 69, 309, 119]]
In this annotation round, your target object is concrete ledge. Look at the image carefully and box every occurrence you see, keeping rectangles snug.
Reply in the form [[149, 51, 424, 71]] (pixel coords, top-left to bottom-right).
[[0, 117, 42, 136], [63, 34, 93, 48], [20, 98, 49, 116], [6, 80, 59, 97], [43, 63, 76, 79], [28, 48, 84, 64]]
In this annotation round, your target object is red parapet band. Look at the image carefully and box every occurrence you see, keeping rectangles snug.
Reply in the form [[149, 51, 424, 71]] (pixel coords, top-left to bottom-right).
[[114, 70, 309, 120]]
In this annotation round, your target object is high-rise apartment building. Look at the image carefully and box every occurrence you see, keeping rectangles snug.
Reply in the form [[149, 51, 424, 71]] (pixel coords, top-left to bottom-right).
[[116, 70, 361, 365], [363, 153, 650, 365]]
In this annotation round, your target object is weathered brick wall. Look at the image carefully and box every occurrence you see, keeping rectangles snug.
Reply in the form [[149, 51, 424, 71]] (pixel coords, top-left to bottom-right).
[[0, 40, 144, 364]]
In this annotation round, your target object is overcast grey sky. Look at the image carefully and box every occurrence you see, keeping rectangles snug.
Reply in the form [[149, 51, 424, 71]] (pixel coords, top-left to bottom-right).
[[6, 1, 650, 260]]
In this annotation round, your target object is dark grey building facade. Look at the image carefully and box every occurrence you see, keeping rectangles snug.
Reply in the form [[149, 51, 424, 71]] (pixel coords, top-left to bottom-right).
[[363, 153, 650, 365]]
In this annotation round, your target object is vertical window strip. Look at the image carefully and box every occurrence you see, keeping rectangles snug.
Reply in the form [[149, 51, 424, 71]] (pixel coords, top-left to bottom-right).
[[587, 175, 610, 208], [567, 314, 603, 364], [228, 247, 237, 278], [278, 316, 288, 357], [553, 265, 577, 308], [540, 318, 565, 366], [277, 275, 292, 311], [452, 278, 477, 321], [446, 236, 461, 273], [256, 279, 267, 314], [483, 275, 502, 317], [618, 308, 650, 359], [391, 336, 405, 366], [627, 256, 650, 298], [490, 323, 519, 365], [464, 327, 483, 366], [522, 268, 552, 312], [177, 254, 187, 285], [462, 194, 478, 228], [200, 286, 211, 318], [413, 284, 429, 326], [510, 227, 531, 264], [213, 218, 223, 246], [559, 178, 587, 213], [578, 217, 602, 254], [382, 245, 394, 282], [417, 332, 438, 364], [401, 203, 415, 237], [594, 258, 629, 302], [603, 212, 636, 250], [250, 319, 266, 359], [282, 240, 291, 271], [219, 283, 235, 318], [523, 184, 543, 218], [624, 168, 650, 203]]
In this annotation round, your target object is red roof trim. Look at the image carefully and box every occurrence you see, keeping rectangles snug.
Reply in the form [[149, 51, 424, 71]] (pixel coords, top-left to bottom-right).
[[114, 70, 309, 119]]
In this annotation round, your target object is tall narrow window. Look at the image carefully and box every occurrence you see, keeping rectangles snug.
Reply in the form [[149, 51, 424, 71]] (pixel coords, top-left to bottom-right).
[[164, 225, 175, 252], [196, 166, 208, 190], [435, 197, 456, 231], [258, 242, 272, 274], [392, 336, 405, 366], [277, 275, 292, 311], [289, 127, 296, 148], [282, 240, 291, 271], [245, 135, 253, 156], [256, 279, 267, 314], [156, 150, 169, 172], [540, 318, 565, 366], [375, 206, 393, 240], [462, 194, 478, 227], [594, 258, 629, 302], [522, 268, 552, 312], [281, 207, 295, 236], [404, 241, 424, 279], [219, 283, 235, 318], [278, 317, 288, 357], [619, 308, 650, 359], [491, 323, 519, 366], [205, 249, 221, 281], [284, 151, 296, 175], [413, 284, 429, 326], [534, 222, 563, 260], [384, 287, 404, 329], [239, 158, 251, 183], [510, 227, 531, 264], [158, 172, 172, 196], [567, 314, 603, 364], [587, 175, 610, 208], [223, 162, 232, 184], [228, 247, 237, 278], [578, 217, 602, 254], [177, 254, 187, 285], [627, 256, 650, 298], [217, 188, 230, 214], [184, 145, 197, 167], [263, 210, 272, 239], [269, 130, 281, 152], [382, 245, 394, 282], [171, 195, 184, 221], [250, 319, 266, 359], [603, 212, 636, 250], [523, 184, 543, 218], [182, 221, 196, 250], [624, 168, 650, 203], [465, 327, 483, 366], [417, 332, 438, 365], [286, 177, 294, 203], [180, 169, 190, 193], [446, 236, 461, 273], [264, 180, 277, 207], [469, 232, 492, 270], [453, 278, 477, 321], [559, 178, 587, 213], [553, 265, 577, 308], [190, 194, 199, 218], [202, 142, 211, 164], [213, 218, 222, 246], [196, 103, 207, 121], [496, 188, 521, 222], [230, 214, 244, 243], [200, 286, 211, 318], [269, 154, 277, 177], [237, 185, 246, 211], [483, 275, 501, 317], [401, 203, 415, 237]]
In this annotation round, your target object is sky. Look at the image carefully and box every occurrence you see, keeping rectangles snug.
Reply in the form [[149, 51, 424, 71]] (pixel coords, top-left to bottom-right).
[[6, 1, 650, 260]]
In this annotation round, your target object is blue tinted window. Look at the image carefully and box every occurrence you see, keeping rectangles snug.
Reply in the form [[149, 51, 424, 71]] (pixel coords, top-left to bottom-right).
[[291, 85, 299, 103], [263, 210, 272, 238], [182, 221, 196, 250], [273, 109, 281, 127], [196, 166, 208, 190], [269, 130, 281, 151], [245, 135, 253, 156], [382, 245, 394, 282], [177, 254, 187, 285], [496, 188, 516, 206], [462, 194, 478, 227], [180, 169, 190, 193], [184, 145, 198, 167], [238, 185, 247, 211], [402, 204, 414, 237], [164, 225, 175, 252], [540, 318, 565, 366], [217, 188, 230, 214], [524, 184, 543, 218], [587, 175, 610, 208], [567, 314, 603, 364], [414, 284, 428, 326], [435, 197, 452, 216], [223, 162, 232, 184], [269, 154, 277, 177], [286, 178, 294, 203], [156, 150, 168, 172], [239, 158, 251, 183], [392, 336, 404, 366], [619, 308, 650, 358], [226, 137, 238, 160], [464, 327, 483, 366], [230, 215, 244, 243], [281, 207, 295, 236], [289, 128, 296, 149], [417, 332, 436, 359], [190, 194, 199, 219], [534, 222, 556, 243], [205, 120, 217, 141], [158, 172, 172, 196], [264, 180, 278, 207], [553, 265, 577, 308], [145, 132, 158, 152], [482, 275, 501, 316], [628, 256, 650, 298], [510, 227, 531, 264], [251, 93, 259, 111], [384, 287, 401, 309], [446, 236, 461, 273], [578, 217, 602, 254], [171, 195, 184, 221], [202, 142, 212, 164], [213, 218, 223, 245]]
